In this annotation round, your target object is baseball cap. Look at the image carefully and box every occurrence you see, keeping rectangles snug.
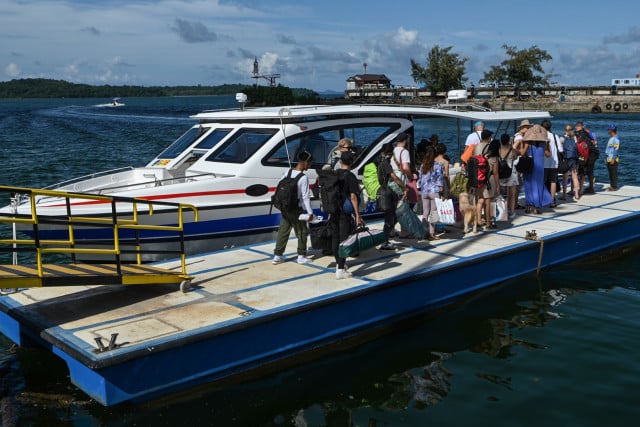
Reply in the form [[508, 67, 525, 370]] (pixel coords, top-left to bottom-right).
[[607, 123, 617, 131], [474, 121, 484, 128]]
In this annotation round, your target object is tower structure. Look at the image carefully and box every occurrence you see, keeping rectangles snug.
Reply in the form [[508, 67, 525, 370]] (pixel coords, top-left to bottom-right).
[[252, 57, 281, 87]]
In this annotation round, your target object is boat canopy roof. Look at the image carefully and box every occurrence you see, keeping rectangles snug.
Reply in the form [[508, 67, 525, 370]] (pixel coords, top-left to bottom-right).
[[191, 104, 552, 123]]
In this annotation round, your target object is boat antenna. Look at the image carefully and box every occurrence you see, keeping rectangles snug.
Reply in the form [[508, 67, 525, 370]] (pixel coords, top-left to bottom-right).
[[278, 107, 292, 167]]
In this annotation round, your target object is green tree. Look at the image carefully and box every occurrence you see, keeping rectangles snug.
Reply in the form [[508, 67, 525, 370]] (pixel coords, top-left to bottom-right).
[[410, 45, 468, 92], [482, 45, 552, 88]]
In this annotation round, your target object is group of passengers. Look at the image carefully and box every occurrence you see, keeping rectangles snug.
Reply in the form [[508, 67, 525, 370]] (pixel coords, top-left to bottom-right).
[[271, 122, 620, 277], [461, 118, 620, 224]]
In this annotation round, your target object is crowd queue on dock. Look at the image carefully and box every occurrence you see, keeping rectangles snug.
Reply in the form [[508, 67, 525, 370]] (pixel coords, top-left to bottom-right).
[[271, 115, 622, 280]]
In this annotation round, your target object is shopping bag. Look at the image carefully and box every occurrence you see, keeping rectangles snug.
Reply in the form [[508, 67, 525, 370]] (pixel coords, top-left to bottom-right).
[[435, 198, 456, 225], [338, 226, 386, 258], [490, 196, 508, 221], [395, 200, 427, 239]]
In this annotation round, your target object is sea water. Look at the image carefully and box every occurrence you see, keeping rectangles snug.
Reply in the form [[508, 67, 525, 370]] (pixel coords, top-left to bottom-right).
[[0, 97, 638, 426]]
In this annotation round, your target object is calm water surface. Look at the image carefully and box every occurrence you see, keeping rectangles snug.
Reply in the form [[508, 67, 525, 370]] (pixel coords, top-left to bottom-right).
[[0, 97, 639, 426]]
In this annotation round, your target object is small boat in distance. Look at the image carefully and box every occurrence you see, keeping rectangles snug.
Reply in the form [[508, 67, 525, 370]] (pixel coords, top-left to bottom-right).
[[93, 97, 125, 108]]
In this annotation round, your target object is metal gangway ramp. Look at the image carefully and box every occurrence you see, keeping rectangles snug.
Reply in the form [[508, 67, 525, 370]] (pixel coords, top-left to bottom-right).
[[0, 185, 198, 292]]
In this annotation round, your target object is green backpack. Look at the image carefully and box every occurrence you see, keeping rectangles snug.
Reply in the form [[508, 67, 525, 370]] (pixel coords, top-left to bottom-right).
[[362, 161, 381, 201], [449, 172, 469, 198]]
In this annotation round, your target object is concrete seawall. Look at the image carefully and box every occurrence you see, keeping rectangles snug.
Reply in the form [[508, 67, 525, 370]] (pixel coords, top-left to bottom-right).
[[334, 94, 640, 113]]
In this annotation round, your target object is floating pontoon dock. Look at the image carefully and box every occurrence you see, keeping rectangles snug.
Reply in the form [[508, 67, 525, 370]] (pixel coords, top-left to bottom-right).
[[0, 184, 638, 405]]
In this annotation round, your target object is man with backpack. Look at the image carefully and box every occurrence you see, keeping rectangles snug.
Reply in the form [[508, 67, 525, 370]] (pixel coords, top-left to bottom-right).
[[272, 151, 314, 265], [471, 130, 500, 229], [575, 121, 599, 194]]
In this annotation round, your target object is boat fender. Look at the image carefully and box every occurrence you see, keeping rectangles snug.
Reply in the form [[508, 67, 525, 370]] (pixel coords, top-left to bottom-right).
[[605, 103, 612, 110], [613, 102, 621, 111], [245, 184, 269, 197], [591, 105, 602, 113], [623, 103, 629, 110]]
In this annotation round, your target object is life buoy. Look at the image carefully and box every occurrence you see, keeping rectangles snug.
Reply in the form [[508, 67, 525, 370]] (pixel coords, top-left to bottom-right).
[[605, 103, 612, 110], [613, 102, 621, 111], [591, 105, 602, 113], [623, 103, 629, 110]]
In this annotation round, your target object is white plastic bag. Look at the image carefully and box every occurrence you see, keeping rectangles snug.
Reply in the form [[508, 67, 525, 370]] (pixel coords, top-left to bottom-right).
[[435, 198, 456, 225]]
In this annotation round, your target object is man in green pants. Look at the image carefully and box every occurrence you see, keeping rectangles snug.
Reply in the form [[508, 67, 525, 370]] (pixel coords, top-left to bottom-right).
[[272, 151, 314, 265]]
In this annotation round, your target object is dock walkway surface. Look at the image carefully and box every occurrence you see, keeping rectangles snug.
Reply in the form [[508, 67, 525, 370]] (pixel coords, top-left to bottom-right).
[[1, 184, 639, 406]]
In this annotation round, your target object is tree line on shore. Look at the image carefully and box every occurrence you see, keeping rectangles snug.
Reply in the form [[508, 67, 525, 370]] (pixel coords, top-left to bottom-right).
[[0, 78, 320, 105]]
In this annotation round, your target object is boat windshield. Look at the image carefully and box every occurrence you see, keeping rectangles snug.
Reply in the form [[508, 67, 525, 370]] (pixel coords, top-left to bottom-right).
[[206, 128, 277, 163], [156, 126, 209, 159]]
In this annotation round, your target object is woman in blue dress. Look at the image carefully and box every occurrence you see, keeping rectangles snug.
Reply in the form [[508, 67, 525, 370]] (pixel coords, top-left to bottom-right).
[[520, 124, 553, 214]]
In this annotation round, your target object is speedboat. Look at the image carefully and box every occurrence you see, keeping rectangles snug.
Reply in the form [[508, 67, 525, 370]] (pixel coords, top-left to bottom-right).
[[1, 98, 551, 260]]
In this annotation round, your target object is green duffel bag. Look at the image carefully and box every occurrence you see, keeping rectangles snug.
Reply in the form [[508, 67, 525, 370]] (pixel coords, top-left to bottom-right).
[[338, 227, 386, 258]]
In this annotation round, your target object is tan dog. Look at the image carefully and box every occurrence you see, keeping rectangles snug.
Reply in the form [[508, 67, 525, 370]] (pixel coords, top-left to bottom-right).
[[458, 192, 477, 234]]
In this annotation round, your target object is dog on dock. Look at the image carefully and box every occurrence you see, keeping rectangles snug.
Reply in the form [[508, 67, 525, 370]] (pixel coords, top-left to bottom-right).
[[458, 192, 477, 234]]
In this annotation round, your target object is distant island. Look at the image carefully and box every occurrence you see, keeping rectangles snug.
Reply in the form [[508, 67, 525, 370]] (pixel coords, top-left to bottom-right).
[[0, 78, 320, 105]]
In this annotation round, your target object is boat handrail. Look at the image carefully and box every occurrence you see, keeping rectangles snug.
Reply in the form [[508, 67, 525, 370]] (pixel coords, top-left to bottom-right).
[[42, 166, 135, 190], [0, 185, 198, 278], [30, 172, 217, 205]]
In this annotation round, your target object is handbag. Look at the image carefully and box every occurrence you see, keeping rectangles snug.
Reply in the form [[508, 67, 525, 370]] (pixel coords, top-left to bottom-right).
[[405, 179, 419, 204], [514, 155, 533, 174], [434, 198, 455, 225], [490, 196, 508, 221], [460, 144, 476, 164], [557, 157, 571, 174], [375, 186, 396, 213], [338, 226, 386, 258], [309, 222, 333, 254]]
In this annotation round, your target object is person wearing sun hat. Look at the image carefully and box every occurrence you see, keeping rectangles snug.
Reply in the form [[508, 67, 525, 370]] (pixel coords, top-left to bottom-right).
[[605, 123, 620, 191]]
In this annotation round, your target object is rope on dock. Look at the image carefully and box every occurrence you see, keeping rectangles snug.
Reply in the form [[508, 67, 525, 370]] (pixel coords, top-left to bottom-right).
[[525, 230, 544, 276]]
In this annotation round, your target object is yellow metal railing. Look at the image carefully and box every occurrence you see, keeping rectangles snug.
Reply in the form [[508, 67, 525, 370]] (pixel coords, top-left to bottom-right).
[[0, 185, 198, 280]]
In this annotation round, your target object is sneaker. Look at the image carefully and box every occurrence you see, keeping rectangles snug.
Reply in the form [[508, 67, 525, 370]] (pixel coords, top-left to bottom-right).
[[297, 255, 310, 264], [272, 255, 284, 265], [508, 212, 516, 219], [380, 242, 397, 250], [336, 269, 352, 280]]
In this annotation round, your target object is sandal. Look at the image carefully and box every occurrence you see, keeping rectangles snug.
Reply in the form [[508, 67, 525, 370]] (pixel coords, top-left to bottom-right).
[[428, 234, 441, 240], [525, 206, 532, 214], [533, 208, 542, 214]]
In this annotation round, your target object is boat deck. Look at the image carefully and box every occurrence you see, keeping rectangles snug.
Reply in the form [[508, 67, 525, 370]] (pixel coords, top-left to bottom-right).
[[1, 184, 639, 405]]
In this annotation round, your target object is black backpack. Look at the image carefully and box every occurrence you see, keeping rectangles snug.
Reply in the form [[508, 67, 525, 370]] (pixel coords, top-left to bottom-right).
[[498, 146, 512, 179], [317, 168, 347, 214], [271, 169, 303, 212]]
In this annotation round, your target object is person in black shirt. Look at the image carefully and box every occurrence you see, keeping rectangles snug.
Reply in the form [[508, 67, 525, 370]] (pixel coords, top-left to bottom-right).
[[377, 142, 406, 249], [332, 151, 363, 279]]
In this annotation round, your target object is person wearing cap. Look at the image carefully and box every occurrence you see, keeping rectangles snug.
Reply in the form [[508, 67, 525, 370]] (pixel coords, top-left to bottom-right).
[[331, 150, 363, 279], [473, 129, 500, 228], [272, 151, 315, 265], [605, 123, 620, 191], [465, 121, 484, 147]]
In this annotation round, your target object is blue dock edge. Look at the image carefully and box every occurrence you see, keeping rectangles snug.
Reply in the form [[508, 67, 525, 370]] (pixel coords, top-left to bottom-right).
[[1, 193, 639, 405]]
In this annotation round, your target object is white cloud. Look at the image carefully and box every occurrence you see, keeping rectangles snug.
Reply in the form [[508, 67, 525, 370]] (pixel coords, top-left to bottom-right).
[[5, 63, 21, 77]]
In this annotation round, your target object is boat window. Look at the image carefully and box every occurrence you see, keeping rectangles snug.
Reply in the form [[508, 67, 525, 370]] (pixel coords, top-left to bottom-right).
[[156, 126, 209, 159], [205, 128, 277, 163], [194, 129, 232, 150], [263, 124, 399, 169]]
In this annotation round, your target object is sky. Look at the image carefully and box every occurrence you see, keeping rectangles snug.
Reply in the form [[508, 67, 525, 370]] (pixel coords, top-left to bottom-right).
[[3, 0, 640, 92]]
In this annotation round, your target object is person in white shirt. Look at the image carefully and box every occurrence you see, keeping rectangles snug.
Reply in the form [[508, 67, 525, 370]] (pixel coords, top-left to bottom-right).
[[272, 151, 314, 265], [541, 119, 563, 208], [465, 121, 484, 146]]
